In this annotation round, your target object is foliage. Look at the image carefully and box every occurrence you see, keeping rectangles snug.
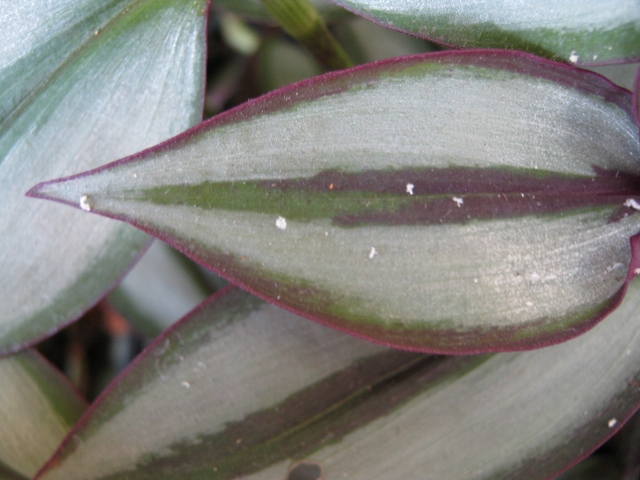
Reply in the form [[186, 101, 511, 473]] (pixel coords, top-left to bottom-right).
[[1, 0, 640, 478]]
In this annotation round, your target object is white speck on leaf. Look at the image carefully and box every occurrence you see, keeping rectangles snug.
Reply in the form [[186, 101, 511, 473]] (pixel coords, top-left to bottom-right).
[[79, 195, 92, 212], [625, 199, 640, 210], [181, 381, 191, 389], [453, 197, 464, 207], [369, 247, 377, 259], [525, 301, 534, 307], [608, 418, 617, 428], [406, 183, 414, 195], [569, 51, 579, 63], [635, 268, 640, 275], [276, 216, 287, 230]]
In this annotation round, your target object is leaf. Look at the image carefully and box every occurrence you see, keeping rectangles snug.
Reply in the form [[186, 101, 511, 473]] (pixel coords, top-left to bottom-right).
[[29, 51, 640, 353], [330, 0, 640, 65], [35, 287, 393, 479], [0, 0, 208, 355], [36, 277, 640, 479], [0, 350, 87, 478]]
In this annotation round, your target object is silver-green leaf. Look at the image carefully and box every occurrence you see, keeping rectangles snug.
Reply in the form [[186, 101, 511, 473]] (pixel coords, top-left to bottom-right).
[[0, 0, 208, 355], [36, 277, 640, 479], [30, 51, 640, 353]]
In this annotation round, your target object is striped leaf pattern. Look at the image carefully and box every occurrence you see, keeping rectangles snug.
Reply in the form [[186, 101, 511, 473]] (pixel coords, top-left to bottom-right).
[[29, 51, 640, 353]]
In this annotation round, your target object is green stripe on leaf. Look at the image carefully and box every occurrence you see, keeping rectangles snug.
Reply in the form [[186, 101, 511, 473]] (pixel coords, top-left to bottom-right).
[[138, 166, 640, 226]]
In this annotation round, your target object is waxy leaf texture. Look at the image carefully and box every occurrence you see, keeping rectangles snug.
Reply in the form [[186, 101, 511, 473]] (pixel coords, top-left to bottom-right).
[[30, 51, 640, 353], [0, 0, 208, 355]]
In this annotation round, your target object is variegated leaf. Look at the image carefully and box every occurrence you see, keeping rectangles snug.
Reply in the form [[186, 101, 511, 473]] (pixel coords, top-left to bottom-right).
[[29, 51, 640, 353], [36, 277, 640, 479]]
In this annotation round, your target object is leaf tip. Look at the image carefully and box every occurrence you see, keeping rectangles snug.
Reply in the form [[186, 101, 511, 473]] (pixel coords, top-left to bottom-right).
[[25, 177, 89, 212], [25, 180, 53, 200]]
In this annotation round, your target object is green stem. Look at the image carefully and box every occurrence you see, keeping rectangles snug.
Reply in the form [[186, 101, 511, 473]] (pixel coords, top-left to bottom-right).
[[260, 0, 353, 71]]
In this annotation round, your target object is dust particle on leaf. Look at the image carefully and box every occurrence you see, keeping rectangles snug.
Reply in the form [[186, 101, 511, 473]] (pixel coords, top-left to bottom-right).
[[276, 216, 287, 230], [79, 195, 92, 212]]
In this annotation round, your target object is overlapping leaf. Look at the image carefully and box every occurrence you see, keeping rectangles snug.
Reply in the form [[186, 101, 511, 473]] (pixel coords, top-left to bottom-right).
[[35, 287, 390, 479], [30, 51, 640, 353], [0, 0, 208, 355], [36, 275, 640, 479], [0, 350, 86, 478], [329, 0, 640, 65]]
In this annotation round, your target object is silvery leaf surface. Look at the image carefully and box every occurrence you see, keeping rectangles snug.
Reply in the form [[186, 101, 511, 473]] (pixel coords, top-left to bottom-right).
[[36, 277, 640, 479], [29, 51, 640, 353], [36, 287, 394, 479], [0, 0, 208, 354]]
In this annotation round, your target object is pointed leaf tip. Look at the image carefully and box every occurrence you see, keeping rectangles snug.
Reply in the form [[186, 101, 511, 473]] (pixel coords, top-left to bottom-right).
[[26, 178, 87, 210], [31, 51, 640, 353]]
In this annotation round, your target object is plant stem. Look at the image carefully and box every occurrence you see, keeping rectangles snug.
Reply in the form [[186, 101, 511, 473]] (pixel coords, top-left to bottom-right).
[[260, 0, 353, 71]]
